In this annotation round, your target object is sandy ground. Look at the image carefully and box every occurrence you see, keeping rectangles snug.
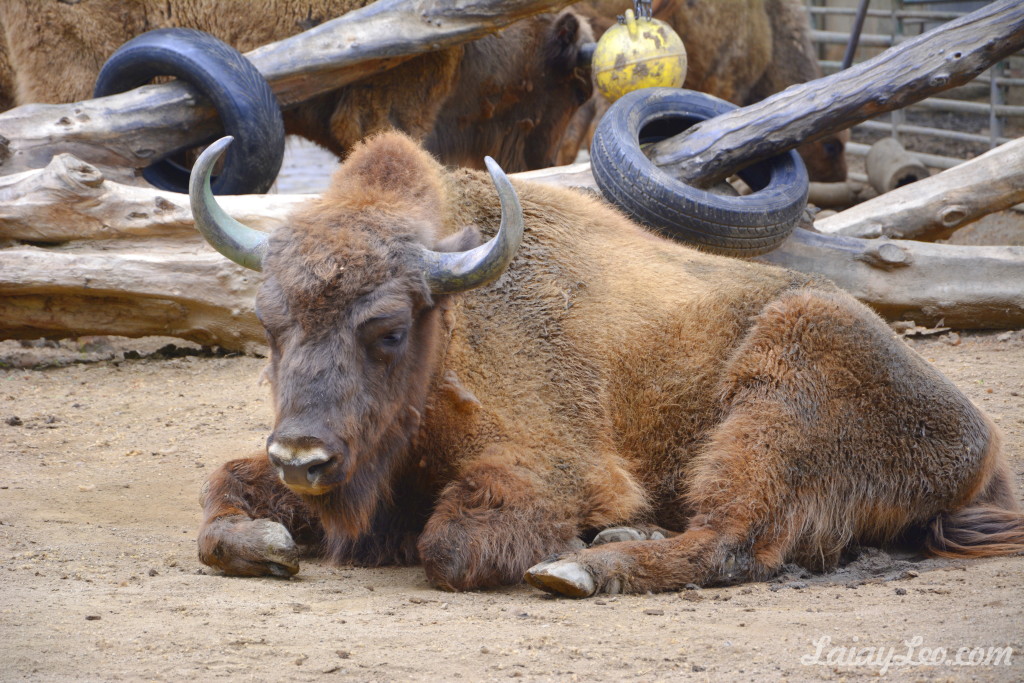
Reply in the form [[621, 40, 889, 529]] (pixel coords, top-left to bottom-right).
[[1, 327, 1023, 682], [2, 141, 1023, 681]]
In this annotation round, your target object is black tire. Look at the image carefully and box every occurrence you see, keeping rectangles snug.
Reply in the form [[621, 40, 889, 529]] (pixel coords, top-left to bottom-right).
[[591, 88, 808, 256], [94, 28, 285, 195]]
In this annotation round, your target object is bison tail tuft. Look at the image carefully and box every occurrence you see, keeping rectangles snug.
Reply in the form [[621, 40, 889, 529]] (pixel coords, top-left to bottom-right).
[[925, 505, 1024, 559]]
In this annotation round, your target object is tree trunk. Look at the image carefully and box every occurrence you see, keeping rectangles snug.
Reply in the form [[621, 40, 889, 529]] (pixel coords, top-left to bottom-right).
[[756, 229, 1024, 329], [647, 0, 1024, 187], [814, 137, 1024, 241], [1, 156, 1022, 348], [0, 239, 265, 352], [0, 155, 309, 243], [0, 0, 575, 176]]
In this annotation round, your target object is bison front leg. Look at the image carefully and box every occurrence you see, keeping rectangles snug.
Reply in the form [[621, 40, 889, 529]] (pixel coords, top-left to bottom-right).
[[417, 451, 587, 591], [199, 456, 323, 578]]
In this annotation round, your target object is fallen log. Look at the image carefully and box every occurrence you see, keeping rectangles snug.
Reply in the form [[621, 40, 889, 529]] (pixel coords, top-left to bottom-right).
[[647, 0, 1024, 187], [0, 239, 265, 352], [0, 155, 310, 243], [0, 154, 583, 243], [814, 137, 1024, 241], [0, 0, 574, 176], [756, 229, 1024, 329], [1, 157, 1021, 345], [807, 181, 859, 210], [3, 226, 1019, 347], [513, 162, 599, 191]]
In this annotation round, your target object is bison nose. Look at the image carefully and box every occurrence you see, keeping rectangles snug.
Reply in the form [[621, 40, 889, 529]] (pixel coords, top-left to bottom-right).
[[266, 435, 333, 491]]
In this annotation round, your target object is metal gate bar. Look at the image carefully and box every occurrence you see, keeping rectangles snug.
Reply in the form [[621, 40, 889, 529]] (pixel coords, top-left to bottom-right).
[[806, 0, 1021, 169]]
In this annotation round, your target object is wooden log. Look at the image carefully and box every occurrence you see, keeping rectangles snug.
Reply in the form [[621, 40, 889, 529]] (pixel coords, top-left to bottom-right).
[[3, 225, 1020, 348], [0, 0, 575, 176], [0, 155, 310, 243], [0, 156, 1021, 348], [756, 229, 1024, 329], [815, 136, 1024, 241], [512, 162, 599, 191], [246, 0, 577, 108], [0, 154, 587, 243], [647, 0, 1024, 187], [807, 181, 858, 210], [0, 239, 265, 352]]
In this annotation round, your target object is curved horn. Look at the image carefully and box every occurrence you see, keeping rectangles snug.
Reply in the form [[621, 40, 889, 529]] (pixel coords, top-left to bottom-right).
[[189, 136, 269, 271], [421, 157, 524, 294]]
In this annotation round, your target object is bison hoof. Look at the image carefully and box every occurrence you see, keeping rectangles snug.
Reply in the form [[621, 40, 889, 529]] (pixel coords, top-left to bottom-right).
[[198, 515, 300, 578], [524, 559, 597, 598], [591, 527, 665, 545]]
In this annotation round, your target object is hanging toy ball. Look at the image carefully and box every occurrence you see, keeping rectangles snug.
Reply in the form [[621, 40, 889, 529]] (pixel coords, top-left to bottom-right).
[[592, 5, 687, 103]]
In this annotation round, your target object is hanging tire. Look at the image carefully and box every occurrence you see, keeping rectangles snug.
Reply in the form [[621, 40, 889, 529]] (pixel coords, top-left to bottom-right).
[[590, 88, 808, 256], [94, 28, 285, 195]]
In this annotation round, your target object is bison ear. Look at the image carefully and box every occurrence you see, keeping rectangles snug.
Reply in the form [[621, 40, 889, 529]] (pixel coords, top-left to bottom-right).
[[433, 225, 483, 254], [547, 11, 587, 73]]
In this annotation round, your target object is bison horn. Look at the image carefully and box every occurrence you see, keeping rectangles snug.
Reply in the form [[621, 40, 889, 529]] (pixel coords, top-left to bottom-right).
[[420, 156, 524, 294], [189, 136, 269, 271]]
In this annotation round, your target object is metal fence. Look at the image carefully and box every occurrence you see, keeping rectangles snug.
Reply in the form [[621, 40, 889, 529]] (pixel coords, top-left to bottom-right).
[[805, 0, 1023, 173]]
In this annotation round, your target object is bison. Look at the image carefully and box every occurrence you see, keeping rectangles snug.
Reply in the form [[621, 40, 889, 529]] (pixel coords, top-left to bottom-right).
[[190, 131, 1023, 596], [0, 0, 592, 173], [559, 0, 849, 183]]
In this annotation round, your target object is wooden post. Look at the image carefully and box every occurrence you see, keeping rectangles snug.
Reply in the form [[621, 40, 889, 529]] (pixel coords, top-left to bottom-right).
[[647, 0, 1024, 187], [865, 138, 930, 194]]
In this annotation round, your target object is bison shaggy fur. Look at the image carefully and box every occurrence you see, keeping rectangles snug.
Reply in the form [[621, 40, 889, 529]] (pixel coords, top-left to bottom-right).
[[196, 131, 1023, 594]]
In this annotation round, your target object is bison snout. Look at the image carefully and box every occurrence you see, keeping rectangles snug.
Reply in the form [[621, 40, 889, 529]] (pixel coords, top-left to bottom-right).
[[266, 435, 336, 494]]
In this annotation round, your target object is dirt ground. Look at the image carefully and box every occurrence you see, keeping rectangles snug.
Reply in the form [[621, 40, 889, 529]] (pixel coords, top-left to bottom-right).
[[1, 327, 1023, 682], [3, 140, 1024, 681]]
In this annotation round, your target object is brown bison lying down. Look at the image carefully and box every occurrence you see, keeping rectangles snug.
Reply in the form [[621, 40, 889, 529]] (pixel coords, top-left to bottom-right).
[[191, 132, 1023, 595]]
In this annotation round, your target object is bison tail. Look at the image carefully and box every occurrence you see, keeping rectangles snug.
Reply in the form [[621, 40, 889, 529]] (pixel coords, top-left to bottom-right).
[[925, 505, 1024, 559]]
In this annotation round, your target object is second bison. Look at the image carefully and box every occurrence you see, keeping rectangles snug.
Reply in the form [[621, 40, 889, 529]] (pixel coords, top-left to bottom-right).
[[0, 0, 592, 173]]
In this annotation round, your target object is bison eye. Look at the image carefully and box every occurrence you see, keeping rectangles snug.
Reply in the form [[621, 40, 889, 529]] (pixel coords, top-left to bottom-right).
[[378, 330, 407, 347], [359, 312, 412, 362], [366, 327, 408, 364]]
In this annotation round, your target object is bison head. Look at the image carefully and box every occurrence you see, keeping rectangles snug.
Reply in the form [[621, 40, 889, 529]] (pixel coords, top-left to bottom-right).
[[190, 133, 522, 535], [424, 9, 595, 172]]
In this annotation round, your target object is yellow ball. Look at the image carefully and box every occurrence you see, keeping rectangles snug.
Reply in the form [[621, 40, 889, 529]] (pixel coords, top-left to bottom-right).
[[593, 9, 687, 103]]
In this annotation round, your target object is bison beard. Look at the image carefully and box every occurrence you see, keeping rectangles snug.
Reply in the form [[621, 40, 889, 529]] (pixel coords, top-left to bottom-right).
[[304, 405, 429, 565], [195, 131, 1024, 595]]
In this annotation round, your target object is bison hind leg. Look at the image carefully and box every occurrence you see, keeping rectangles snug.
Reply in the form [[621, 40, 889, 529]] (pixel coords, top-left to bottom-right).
[[590, 525, 675, 545], [527, 287, 1005, 596]]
